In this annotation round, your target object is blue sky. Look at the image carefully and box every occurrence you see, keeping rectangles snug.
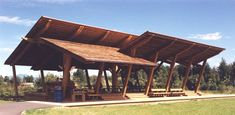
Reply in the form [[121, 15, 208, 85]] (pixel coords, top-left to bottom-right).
[[0, 0, 235, 77]]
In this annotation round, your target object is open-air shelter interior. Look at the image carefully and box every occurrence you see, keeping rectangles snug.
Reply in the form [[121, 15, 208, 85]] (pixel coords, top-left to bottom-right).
[[5, 16, 224, 101]]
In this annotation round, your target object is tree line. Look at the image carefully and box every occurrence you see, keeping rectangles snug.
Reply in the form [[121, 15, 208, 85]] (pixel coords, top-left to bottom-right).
[[1, 58, 235, 100]]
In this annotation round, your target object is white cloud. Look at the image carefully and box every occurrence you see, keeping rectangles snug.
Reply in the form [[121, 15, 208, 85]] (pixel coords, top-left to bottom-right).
[[188, 32, 222, 40], [0, 16, 36, 26], [0, 48, 14, 52]]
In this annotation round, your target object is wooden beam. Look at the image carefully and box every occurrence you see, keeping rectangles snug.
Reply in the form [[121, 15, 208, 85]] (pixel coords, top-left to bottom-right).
[[85, 69, 91, 89], [104, 70, 110, 92], [117, 35, 133, 47], [177, 43, 195, 56], [122, 64, 133, 97], [181, 60, 193, 91], [95, 63, 105, 93], [165, 56, 177, 92], [69, 26, 85, 40], [96, 31, 110, 43], [12, 65, 18, 98], [179, 46, 211, 63], [145, 52, 159, 95], [40, 70, 46, 92], [161, 43, 196, 60], [148, 39, 177, 59], [195, 60, 207, 93], [131, 35, 154, 49], [62, 53, 72, 98], [122, 49, 135, 97]]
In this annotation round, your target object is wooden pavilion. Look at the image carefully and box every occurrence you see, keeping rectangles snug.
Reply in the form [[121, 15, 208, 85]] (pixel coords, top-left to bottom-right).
[[5, 16, 224, 101]]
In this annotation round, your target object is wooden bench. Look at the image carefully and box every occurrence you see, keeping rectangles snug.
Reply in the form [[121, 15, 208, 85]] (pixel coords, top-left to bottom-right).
[[148, 92, 171, 97], [149, 88, 186, 97], [86, 89, 101, 100], [170, 88, 183, 92], [101, 93, 125, 101], [71, 90, 86, 102], [151, 89, 166, 92]]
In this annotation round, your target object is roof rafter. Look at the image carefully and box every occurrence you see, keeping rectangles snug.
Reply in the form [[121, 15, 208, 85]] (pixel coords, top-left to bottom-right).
[[69, 25, 85, 40], [148, 39, 177, 60], [131, 35, 154, 49], [94, 30, 110, 43], [117, 35, 133, 47], [180, 46, 211, 64], [161, 43, 196, 61]]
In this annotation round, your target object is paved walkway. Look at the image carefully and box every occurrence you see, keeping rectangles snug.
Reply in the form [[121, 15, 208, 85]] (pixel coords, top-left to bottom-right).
[[0, 101, 53, 115], [30, 94, 235, 107], [1, 94, 235, 115]]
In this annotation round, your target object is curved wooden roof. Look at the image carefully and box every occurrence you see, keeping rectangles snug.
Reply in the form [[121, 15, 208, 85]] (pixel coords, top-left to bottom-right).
[[5, 16, 224, 70]]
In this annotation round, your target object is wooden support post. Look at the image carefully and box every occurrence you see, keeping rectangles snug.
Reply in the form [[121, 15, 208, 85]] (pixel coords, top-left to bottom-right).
[[122, 49, 136, 97], [122, 65, 133, 97], [144, 52, 159, 95], [95, 63, 105, 93], [195, 60, 207, 93], [62, 53, 72, 98], [165, 56, 177, 92], [181, 60, 193, 91], [12, 65, 18, 98], [40, 70, 46, 92], [104, 70, 110, 92], [85, 69, 91, 89], [145, 67, 155, 95]]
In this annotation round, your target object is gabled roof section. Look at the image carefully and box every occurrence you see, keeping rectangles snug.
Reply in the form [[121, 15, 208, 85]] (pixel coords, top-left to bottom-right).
[[120, 31, 225, 65], [40, 38, 156, 66], [26, 16, 137, 48]]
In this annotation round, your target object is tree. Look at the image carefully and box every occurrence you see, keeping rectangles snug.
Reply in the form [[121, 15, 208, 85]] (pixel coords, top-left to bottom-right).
[[218, 58, 229, 82], [45, 73, 58, 82], [23, 75, 34, 82], [0, 75, 4, 85], [72, 69, 86, 88], [230, 62, 235, 86], [4, 76, 10, 83]]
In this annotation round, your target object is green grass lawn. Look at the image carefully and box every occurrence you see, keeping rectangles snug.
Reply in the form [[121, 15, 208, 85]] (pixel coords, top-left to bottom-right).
[[24, 98, 235, 115], [0, 100, 11, 104]]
